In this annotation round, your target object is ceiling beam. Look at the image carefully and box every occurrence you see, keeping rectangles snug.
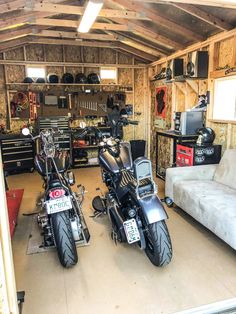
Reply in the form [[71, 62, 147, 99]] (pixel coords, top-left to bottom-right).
[[172, 3, 233, 30], [29, 37, 118, 48], [29, 3, 149, 20], [110, 0, 204, 42], [0, 0, 25, 14], [31, 18, 129, 31], [110, 18, 184, 50], [132, 0, 236, 9], [34, 30, 119, 41], [0, 0, 68, 30], [0, 27, 32, 42]]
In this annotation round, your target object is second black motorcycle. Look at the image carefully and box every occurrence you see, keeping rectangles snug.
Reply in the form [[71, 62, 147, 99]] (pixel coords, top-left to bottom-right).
[[85, 118, 172, 267]]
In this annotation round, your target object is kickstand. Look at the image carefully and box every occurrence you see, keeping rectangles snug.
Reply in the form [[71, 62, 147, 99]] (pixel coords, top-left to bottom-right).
[[90, 210, 104, 218], [17, 291, 25, 314]]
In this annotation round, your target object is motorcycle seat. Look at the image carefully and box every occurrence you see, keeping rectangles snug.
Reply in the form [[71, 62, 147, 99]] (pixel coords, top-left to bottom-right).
[[48, 179, 62, 189]]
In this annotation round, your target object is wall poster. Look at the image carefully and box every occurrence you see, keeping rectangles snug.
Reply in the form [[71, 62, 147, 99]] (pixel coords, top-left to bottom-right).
[[155, 86, 167, 119]]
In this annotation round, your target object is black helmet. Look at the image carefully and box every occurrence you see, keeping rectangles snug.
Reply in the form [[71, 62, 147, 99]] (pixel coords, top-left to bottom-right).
[[47, 73, 59, 83], [23, 77, 34, 83], [62, 73, 74, 84], [35, 77, 46, 83], [197, 127, 215, 146], [75, 73, 87, 84], [87, 73, 100, 84]]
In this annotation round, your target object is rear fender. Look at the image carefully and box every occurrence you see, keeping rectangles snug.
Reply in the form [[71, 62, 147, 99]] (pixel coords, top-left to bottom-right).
[[138, 195, 168, 224]]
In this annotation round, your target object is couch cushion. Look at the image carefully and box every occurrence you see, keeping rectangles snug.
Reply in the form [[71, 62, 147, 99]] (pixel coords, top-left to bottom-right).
[[173, 180, 236, 250], [214, 149, 236, 190]]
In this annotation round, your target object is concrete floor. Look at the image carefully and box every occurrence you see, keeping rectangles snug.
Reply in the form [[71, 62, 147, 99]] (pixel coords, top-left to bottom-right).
[[9, 168, 236, 314]]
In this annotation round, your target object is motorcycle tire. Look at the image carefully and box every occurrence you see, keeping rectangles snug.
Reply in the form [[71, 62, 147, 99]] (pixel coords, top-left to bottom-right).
[[144, 220, 172, 267], [51, 211, 78, 268]]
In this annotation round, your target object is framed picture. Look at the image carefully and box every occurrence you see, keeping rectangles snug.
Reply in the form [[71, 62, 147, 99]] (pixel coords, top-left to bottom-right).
[[155, 86, 167, 119]]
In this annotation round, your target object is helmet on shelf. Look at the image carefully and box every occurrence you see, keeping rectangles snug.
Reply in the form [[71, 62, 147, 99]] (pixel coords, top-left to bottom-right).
[[87, 73, 100, 84], [75, 73, 87, 84], [196, 127, 215, 146], [35, 77, 46, 83], [23, 77, 34, 83], [62, 72, 74, 84], [47, 73, 59, 84]]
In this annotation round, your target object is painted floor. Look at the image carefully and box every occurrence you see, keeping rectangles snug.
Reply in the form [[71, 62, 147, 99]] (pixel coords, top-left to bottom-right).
[[9, 168, 236, 314]]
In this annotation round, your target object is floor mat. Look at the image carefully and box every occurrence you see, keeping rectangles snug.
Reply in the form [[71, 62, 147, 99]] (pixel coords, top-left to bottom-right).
[[7, 189, 24, 238], [27, 214, 90, 255]]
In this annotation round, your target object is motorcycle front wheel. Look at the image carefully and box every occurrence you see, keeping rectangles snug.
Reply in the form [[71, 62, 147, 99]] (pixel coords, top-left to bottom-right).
[[144, 220, 172, 267], [51, 211, 78, 268]]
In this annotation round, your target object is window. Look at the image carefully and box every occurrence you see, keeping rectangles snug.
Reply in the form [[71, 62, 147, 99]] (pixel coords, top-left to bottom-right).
[[26, 66, 46, 79], [213, 76, 236, 121], [100, 67, 117, 80]]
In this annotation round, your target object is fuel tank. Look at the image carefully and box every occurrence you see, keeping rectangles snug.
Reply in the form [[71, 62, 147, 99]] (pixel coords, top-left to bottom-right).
[[35, 151, 70, 176], [99, 142, 133, 174]]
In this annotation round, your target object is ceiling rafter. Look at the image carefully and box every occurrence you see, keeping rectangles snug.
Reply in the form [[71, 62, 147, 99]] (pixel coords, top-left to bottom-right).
[[0, 0, 25, 14], [172, 3, 233, 30], [0, 27, 32, 42], [109, 18, 184, 50], [131, 0, 236, 9], [29, 2, 149, 20], [109, 0, 204, 42], [33, 30, 119, 41], [30, 18, 130, 31]]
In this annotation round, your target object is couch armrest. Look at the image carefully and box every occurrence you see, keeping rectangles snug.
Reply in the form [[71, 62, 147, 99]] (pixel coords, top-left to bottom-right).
[[165, 164, 218, 200]]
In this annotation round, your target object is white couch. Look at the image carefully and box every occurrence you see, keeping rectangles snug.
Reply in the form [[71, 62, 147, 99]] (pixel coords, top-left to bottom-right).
[[165, 149, 236, 250]]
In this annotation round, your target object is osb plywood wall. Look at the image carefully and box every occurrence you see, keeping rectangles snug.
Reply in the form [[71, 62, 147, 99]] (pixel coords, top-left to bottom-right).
[[149, 34, 236, 169], [0, 44, 147, 143]]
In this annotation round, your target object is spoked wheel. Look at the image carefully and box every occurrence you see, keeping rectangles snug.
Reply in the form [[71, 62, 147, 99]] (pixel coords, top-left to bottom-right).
[[144, 220, 172, 267], [51, 211, 78, 268]]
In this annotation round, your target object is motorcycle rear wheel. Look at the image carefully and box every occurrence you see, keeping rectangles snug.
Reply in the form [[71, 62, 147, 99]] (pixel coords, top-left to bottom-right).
[[51, 211, 78, 268], [144, 220, 172, 267]]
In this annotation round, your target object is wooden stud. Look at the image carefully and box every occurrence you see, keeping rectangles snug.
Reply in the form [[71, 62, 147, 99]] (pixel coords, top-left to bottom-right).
[[186, 79, 199, 94]]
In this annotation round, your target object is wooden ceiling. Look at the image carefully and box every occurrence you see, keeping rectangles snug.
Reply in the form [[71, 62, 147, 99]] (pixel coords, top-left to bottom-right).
[[0, 0, 236, 63]]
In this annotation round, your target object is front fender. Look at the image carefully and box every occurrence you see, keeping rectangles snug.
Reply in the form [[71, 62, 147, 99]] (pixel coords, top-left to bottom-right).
[[138, 195, 168, 224]]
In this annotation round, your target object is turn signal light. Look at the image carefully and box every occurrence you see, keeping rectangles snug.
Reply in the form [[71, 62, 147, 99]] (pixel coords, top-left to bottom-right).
[[49, 189, 65, 199]]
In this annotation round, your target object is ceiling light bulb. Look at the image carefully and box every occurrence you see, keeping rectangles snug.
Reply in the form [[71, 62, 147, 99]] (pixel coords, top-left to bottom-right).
[[78, 0, 104, 33]]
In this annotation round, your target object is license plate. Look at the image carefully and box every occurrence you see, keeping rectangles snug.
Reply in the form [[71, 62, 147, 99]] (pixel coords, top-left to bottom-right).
[[123, 219, 140, 244], [46, 196, 72, 215]]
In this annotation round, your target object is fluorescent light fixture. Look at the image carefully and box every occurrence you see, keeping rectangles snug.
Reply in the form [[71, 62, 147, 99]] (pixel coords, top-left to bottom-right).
[[78, 0, 104, 33]]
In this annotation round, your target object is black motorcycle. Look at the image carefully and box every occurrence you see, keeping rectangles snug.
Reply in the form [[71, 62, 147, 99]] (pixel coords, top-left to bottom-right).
[[22, 128, 90, 268], [85, 119, 172, 267]]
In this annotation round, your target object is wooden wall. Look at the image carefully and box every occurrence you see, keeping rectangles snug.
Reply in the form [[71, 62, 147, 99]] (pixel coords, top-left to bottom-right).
[[0, 44, 148, 143], [149, 29, 236, 167]]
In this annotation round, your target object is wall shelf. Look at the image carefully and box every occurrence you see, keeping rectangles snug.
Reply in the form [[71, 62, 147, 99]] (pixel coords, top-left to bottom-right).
[[5, 82, 133, 93]]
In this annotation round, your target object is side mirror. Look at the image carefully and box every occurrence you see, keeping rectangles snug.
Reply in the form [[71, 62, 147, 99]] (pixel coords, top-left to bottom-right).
[[22, 127, 30, 136]]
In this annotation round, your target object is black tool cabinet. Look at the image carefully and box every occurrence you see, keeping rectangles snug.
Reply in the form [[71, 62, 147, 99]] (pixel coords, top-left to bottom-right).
[[0, 134, 35, 174]]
